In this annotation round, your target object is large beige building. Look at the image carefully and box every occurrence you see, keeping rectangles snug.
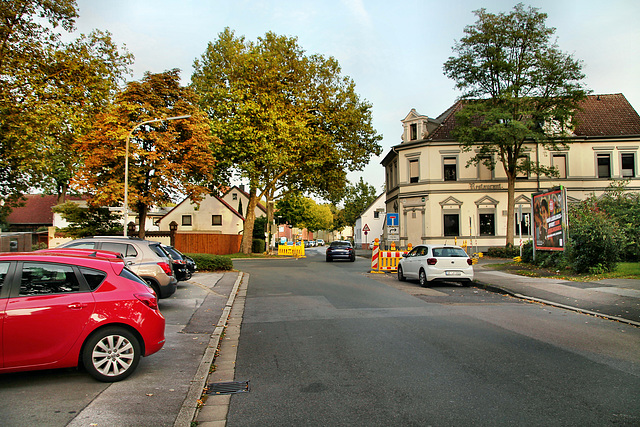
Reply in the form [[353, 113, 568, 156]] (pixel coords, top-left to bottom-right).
[[381, 94, 640, 251]]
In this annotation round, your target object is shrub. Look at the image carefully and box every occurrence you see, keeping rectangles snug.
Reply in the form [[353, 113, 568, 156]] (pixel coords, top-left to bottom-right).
[[566, 198, 621, 273], [185, 253, 233, 271], [252, 239, 265, 253], [486, 246, 520, 258]]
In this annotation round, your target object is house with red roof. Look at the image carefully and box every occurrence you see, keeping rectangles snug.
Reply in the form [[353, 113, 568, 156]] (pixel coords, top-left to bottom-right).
[[381, 94, 640, 250], [5, 194, 87, 232]]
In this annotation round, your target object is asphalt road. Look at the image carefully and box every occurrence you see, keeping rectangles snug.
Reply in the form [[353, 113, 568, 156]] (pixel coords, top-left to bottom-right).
[[225, 246, 640, 426], [0, 272, 232, 426]]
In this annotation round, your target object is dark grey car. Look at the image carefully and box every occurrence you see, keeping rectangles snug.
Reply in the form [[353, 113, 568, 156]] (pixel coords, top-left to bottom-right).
[[325, 240, 356, 262]]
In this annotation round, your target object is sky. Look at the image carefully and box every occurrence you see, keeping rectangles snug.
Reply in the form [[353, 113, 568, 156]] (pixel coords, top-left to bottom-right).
[[70, 0, 640, 195]]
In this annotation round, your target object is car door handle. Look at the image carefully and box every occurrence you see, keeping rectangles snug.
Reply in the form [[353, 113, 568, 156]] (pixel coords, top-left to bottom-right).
[[68, 303, 87, 309]]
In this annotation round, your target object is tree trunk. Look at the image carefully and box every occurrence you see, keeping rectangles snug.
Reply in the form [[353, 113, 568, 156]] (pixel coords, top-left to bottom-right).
[[240, 186, 258, 254], [505, 173, 516, 247], [137, 203, 148, 239]]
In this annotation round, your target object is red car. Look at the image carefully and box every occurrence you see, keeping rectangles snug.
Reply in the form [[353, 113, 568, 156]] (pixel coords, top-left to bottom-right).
[[0, 251, 165, 382]]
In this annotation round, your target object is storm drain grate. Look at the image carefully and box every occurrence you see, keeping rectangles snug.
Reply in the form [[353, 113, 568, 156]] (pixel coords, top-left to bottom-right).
[[205, 381, 250, 395]]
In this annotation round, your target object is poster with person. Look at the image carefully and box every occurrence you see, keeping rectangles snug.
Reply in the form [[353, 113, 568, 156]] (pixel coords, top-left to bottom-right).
[[532, 187, 567, 251]]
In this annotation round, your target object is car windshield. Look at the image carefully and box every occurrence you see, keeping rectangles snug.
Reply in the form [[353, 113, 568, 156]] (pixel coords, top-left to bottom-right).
[[331, 241, 351, 248], [432, 247, 468, 257]]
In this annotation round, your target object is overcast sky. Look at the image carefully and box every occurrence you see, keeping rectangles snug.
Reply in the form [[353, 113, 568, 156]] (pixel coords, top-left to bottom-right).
[[71, 0, 640, 194]]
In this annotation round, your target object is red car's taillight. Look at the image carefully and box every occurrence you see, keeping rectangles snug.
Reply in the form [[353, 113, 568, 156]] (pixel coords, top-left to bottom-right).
[[427, 258, 438, 265], [158, 262, 173, 276], [135, 292, 159, 310]]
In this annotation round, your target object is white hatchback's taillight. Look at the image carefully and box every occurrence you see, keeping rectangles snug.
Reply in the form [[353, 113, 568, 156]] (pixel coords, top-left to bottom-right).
[[467, 258, 473, 265], [427, 258, 438, 265], [135, 292, 159, 310]]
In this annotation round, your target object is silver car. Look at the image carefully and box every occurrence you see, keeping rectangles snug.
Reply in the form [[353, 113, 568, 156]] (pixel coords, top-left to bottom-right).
[[57, 236, 177, 298], [397, 244, 473, 286]]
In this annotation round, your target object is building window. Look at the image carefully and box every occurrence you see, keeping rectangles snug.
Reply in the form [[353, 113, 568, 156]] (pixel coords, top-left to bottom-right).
[[478, 157, 492, 180], [410, 123, 417, 140], [443, 214, 459, 236], [212, 215, 222, 226], [552, 154, 567, 179], [515, 212, 531, 236], [182, 215, 192, 226], [443, 157, 457, 181], [479, 213, 495, 236], [232, 193, 238, 200], [516, 155, 529, 179], [621, 153, 635, 178], [409, 159, 419, 183], [597, 153, 611, 178], [374, 211, 380, 219]]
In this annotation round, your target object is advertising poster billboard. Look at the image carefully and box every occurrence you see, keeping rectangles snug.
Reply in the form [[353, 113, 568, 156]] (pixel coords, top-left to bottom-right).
[[532, 187, 567, 251]]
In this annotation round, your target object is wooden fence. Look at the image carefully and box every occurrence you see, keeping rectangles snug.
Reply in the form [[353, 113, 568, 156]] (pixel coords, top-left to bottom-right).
[[173, 233, 242, 255]]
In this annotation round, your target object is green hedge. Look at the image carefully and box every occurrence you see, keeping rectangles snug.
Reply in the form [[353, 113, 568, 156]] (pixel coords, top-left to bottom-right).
[[486, 246, 521, 258], [252, 239, 265, 253], [185, 253, 233, 271]]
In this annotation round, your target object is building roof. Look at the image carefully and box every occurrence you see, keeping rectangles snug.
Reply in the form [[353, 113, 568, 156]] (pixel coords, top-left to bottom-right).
[[418, 93, 640, 142], [573, 94, 640, 136], [6, 194, 85, 226], [6, 195, 58, 226]]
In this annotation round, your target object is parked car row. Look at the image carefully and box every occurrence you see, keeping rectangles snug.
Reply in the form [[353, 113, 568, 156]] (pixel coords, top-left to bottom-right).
[[0, 250, 166, 382], [0, 236, 201, 383], [55, 236, 196, 298]]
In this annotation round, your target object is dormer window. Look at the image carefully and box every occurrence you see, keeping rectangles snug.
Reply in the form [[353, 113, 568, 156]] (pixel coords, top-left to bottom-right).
[[410, 123, 417, 140]]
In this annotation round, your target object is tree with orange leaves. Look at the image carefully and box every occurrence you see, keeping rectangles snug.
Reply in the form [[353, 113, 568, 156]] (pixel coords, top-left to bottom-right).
[[73, 69, 221, 238]]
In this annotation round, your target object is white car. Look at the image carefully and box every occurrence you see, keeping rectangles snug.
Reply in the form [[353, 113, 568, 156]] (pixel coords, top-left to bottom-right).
[[397, 244, 473, 286]]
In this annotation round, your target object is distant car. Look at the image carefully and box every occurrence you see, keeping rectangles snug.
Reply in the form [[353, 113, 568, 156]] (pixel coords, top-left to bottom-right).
[[57, 236, 177, 298], [161, 245, 196, 282], [0, 251, 165, 382], [326, 240, 356, 262], [316, 239, 325, 246], [397, 244, 473, 286]]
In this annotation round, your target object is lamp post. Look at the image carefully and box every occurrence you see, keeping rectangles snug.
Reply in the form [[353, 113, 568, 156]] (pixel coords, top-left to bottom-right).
[[123, 115, 191, 237]]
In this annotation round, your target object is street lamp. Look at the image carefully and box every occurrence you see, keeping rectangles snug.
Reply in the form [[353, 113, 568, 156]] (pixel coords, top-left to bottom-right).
[[123, 115, 191, 237]]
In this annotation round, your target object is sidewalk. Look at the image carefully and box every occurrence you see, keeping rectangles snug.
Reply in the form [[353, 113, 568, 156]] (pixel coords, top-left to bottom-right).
[[473, 259, 640, 327]]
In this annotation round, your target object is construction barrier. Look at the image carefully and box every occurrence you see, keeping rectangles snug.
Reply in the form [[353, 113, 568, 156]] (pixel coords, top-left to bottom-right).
[[277, 243, 306, 258], [379, 250, 405, 271], [370, 239, 382, 273]]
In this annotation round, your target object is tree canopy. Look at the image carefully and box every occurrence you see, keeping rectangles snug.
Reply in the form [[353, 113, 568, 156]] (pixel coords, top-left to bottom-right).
[[276, 194, 333, 233], [341, 178, 378, 227], [0, 0, 132, 221], [191, 28, 382, 253], [443, 3, 587, 246], [72, 70, 220, 238]]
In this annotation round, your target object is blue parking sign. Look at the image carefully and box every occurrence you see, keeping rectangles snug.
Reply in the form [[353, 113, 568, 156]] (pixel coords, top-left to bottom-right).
[[386, 213, 399, 227]]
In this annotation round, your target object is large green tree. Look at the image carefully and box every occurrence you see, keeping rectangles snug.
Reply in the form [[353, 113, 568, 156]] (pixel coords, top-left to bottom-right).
[[341, 177, 378, 227], [276, 194, 333, 232], [0, 0, 132, 218], [191, 28, 382, 253], [443, 3, 587, 247], [73, 70, 220, 238]]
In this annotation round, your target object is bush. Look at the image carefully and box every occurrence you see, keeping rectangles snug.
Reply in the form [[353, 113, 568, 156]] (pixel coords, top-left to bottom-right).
[[486, 246, 520, 258], [566, 198, 621, 274], [252, 239, 265, 253], [185, 253, 233, 271]]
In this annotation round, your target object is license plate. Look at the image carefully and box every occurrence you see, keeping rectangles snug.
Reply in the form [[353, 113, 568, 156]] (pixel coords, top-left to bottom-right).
[[445, 271, 462, 276]]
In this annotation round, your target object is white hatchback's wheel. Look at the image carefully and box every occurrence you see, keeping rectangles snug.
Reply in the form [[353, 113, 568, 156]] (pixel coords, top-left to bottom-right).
[[397, 265, 406, 281], [83, 327, 141, 382], [419, 269, 428, 287]]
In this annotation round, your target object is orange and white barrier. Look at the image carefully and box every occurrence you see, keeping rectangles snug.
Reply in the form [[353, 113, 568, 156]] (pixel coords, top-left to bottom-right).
[[370, 239, 383, 273], [370, 239, 407, 273], [379, 250, 405, 271]]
